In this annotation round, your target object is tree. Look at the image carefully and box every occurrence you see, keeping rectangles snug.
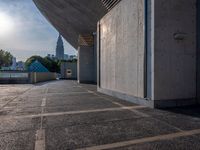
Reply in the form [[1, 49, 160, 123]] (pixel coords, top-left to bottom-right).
[[0, 49, 13, 68], [25, 55, 60, 73]]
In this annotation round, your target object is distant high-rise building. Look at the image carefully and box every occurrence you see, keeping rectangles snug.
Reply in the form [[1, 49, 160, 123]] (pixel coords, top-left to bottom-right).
[[11, 57, 16, 70], [64, 54, 69, 60], [16, 61, 25, 71], [56, 34, 64, 60]]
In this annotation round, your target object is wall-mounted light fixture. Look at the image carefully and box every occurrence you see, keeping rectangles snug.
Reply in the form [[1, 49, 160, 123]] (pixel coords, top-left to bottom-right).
[[173, 32, 187, 41]]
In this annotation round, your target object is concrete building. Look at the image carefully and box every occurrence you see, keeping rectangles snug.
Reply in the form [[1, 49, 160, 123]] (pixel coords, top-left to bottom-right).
[[60, 62, 77, 79], [11, 57, 17, 70], [64, 54, 69, 60], [16, 61, 25, 71], [33, 0, 200, 108], [47, 54, 55, 60]]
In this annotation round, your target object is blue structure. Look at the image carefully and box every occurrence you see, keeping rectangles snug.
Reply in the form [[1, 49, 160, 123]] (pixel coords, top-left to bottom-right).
[[28, 60, 49, 72]]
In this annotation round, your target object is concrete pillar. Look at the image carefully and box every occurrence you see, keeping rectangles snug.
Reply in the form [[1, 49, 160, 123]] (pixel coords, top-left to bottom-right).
[[77, 34, 97, 84], [153, 0, 197, 107], [197, 0, 200, 104]]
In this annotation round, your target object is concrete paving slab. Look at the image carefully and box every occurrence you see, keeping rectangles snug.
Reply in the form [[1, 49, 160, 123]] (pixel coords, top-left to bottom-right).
[[0, 81, 200, 150], [0, 117, 40, 133], [0, 130, 35, 150], [44, 110, 143, 128], [45, 118, 178, 150], [46, 96, 117, 107], [111, 135, 200, 150], [138, 107, 200, 130], [44, 103, 119, 113]]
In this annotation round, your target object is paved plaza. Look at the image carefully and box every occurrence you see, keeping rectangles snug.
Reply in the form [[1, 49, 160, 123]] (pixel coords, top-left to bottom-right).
[[0, 80, 200, 150]]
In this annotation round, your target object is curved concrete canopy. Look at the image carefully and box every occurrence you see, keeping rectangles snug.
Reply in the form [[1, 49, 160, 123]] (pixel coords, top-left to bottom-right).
[[33, 0, 108, 48]]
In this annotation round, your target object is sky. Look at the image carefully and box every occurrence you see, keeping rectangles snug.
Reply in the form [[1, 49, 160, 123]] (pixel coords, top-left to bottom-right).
[[0, 0, 77, 61]]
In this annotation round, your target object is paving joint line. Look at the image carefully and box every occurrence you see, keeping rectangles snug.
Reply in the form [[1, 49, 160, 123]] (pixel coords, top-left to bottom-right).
[[0, 106, 146, 120], [86, 89, 150, 117], [85, 88, 184, 132], [34, 87, 48, 150], [76, 129, 200, 150]]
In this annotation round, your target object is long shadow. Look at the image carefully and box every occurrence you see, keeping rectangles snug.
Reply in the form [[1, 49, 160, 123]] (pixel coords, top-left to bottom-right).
[[163, 105, 200, 118]]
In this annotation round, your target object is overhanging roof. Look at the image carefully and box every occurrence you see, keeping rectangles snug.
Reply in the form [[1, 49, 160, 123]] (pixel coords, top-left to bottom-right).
[[33, 0, 108, 48]]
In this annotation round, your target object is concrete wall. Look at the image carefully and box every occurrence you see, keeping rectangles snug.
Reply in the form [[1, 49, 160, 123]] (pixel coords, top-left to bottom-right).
[[29, 72, 56, 84], [153, 0, 197, 101], [60, 62, 77, 79], [98, 0, 145, 98], [78, 46, 97, 83]]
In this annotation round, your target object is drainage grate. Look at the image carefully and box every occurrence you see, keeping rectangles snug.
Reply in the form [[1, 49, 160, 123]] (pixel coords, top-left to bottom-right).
[[101, 0, 121, 10]]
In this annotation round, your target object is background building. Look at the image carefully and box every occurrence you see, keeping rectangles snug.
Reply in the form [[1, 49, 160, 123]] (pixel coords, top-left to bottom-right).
[[56, 34, 64, 60], [60, 62, 77, 79], [28, 60, 49, 72], [16, 61, 25, 70]]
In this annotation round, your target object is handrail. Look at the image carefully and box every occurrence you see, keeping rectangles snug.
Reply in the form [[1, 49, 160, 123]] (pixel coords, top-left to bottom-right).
[[0, 72, 29, 78]]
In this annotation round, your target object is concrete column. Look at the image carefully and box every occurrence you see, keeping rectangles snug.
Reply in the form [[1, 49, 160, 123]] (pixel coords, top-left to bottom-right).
[[153, 0, 197, 107], [197, 0, 200, 104], [97, 22, 101, 88], [77, 34, 97, 84]]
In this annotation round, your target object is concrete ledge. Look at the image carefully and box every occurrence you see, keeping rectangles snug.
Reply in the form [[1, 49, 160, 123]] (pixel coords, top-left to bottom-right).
[[29, 72, 56, 84], [98, 87, 154, 108], [78, 80, 97, 84], [154, 98, 197, 109], [98, 87, 198, 108], [60, 78, 77, 80]]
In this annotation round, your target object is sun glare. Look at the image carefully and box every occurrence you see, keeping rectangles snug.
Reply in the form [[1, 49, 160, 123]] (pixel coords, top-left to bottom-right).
[[0, 13, 14, 36]]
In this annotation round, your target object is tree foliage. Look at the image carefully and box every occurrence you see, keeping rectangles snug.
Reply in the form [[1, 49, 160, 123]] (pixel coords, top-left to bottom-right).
[[25, 55, 60, 73], [0, 49, 13, 68]]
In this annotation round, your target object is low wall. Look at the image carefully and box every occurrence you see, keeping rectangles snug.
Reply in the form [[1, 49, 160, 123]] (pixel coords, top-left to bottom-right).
[[0, 78, 29, 84], [29, 72, 56, 84]]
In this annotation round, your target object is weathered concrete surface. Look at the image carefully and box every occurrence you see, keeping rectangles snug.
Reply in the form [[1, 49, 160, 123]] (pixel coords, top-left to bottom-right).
[[78, 46, 97, 83], [98, 0, 145, 98], [33, 0, 107, 48], [29, 72, 57, 84], [60, 62, 77, 79], [153, 0, 197, 100], [1, 81, 200, 149]]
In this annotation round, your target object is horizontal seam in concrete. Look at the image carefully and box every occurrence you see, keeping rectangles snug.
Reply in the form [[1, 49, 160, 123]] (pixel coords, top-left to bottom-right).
[[88, 91, 150, 118], [112, 101, 150, 117], [46, 92, 91, 95], [1, 106, 146, 119], [76, 129, 200, 150]]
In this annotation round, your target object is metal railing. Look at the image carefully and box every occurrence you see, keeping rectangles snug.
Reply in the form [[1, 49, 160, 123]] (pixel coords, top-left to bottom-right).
[[0, 71, 29, 79]]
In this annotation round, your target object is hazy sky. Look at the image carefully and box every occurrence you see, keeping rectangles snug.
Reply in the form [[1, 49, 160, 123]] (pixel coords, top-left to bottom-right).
[[0, 0, 77, 61]]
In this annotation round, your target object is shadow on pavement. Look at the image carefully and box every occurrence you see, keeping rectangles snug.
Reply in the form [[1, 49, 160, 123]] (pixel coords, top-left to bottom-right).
[[163, 105, 200, 118]]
